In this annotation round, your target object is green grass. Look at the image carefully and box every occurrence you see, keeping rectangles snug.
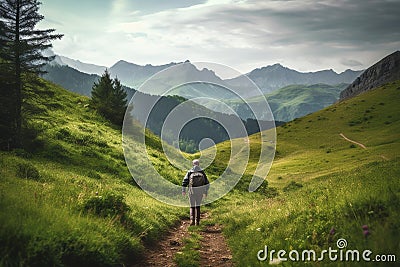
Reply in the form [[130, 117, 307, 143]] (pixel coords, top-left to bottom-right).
[[226, 83, 346, 122], [174, 225, 203, 267], [203, 81, 400, 266], [1, 77, 399, 266], [0, 80, 187, 266]]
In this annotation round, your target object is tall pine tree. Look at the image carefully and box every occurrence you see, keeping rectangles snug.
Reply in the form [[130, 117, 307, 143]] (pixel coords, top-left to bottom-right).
[[91, 70, 128, 126], [0, 0, 63, 149]]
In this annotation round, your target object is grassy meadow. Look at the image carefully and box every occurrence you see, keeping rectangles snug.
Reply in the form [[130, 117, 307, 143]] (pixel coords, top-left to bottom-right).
[[0, 77, 399, 266], [0, 80, 187, 266], [203, 81, 400, 266]]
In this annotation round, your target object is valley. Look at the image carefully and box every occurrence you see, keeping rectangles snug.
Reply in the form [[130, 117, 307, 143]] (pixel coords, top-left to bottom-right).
[[1, 63, 399, 266], [1, 1, 399, 266]]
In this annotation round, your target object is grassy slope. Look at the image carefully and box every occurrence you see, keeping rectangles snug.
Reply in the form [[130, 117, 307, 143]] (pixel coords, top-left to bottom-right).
[[205, 81, 400, 266], [0, 80, 187, 266], [266, 83, 346, 122], [1, 77, 399, 266]]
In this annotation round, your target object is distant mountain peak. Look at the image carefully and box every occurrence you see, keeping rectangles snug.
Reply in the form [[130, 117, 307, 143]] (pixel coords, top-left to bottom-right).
[[241, 63, 362, 94], [257, 63, 287, 71], [53, 55, 106, 75], [112, 60, 139, 68]]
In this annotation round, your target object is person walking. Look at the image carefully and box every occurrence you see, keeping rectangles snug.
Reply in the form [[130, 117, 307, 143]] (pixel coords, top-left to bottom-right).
[[182, 159, 209, 225]]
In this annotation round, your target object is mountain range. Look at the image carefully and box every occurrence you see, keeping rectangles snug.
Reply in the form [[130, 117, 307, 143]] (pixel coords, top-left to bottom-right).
[[42, 63, 277, 152], [2, 48, 399, 266], [44, 52, 367, 122], [228, 63, 362, 95], [49, 51, 362, 95], [43, 61, 350, 122]]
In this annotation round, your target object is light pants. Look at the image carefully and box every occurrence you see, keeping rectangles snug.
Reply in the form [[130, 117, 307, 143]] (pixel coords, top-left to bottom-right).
[[189, 192, 203, 223]]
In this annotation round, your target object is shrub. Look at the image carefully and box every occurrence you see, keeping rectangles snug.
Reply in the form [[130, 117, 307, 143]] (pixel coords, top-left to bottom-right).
[[265, 187, 279, 198], [283, 181, 303, 192], [255, 180, 268, 193], [256, 182, 279, 198], [16, 162, 40, 180]]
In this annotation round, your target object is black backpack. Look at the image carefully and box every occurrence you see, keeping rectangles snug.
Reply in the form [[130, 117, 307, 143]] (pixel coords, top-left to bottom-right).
[[189, 171, 205, 194]]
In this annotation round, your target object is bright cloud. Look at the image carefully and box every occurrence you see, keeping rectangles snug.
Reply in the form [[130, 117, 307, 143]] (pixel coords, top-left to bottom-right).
[[40, 0, 400, 73]]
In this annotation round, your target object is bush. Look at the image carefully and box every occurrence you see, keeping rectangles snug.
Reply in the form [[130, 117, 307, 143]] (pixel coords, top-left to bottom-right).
[[16, 162, 40, 180], [283, 181, 303, 192], [264, 187, 279, 198]]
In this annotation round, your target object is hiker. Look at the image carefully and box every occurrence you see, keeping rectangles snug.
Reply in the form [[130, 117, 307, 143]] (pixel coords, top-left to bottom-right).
[[182, 159, 210, 225]]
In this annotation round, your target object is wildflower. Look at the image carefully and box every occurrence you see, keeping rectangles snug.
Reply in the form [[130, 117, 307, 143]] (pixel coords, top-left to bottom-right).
[[363, 230, 371, 237], [329, 227, 335, 235], [362, 225, 370, 237]]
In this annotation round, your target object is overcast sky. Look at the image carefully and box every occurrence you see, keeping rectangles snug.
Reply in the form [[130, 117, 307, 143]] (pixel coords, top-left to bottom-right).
[[39, 0, 400, 74]]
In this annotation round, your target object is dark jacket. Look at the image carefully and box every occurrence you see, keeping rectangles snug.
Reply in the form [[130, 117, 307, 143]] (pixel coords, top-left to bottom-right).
[[182, 165, 210, 194]]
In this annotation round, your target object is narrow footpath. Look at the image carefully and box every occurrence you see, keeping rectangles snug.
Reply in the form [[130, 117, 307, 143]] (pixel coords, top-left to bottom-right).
[[132, 213, 233, 267]]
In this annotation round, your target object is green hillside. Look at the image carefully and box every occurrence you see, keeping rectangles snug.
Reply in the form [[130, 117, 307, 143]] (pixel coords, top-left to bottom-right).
[[1, 77, 399, 266], [267, 83, 346, 122], [230, 83, 346, 122], [203, 81, 400, 265], [0, 80, 188, 266]]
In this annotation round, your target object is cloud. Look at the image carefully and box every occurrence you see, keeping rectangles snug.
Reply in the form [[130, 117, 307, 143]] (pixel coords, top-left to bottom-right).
[[42, 0, 400, 72], [341, 59, 363, 67]]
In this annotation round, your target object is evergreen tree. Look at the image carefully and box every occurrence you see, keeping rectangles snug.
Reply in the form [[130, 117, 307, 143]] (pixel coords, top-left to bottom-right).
[[0, 0, 63, 149], [91, 70, 128, 126]]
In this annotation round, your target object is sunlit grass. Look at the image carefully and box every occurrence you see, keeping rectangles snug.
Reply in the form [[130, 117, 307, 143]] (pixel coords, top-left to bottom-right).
[[1, 78, 399, 266], [0, 80, 187, 266], [205, 81, 400, 266]]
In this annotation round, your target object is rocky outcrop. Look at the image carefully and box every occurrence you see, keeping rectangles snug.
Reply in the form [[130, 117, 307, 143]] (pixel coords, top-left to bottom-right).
[[340, 51, 400, 100]]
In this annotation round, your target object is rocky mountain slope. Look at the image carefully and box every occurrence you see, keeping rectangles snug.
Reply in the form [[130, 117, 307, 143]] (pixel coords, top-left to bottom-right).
[[340, 51, 400, 100]]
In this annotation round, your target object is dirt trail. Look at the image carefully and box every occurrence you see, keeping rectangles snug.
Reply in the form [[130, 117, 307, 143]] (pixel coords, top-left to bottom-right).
[[339, 133, 367, 149], [132, 213, 233, 267], [339, 133, 389, 160], [199, 213, 233, 267]]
